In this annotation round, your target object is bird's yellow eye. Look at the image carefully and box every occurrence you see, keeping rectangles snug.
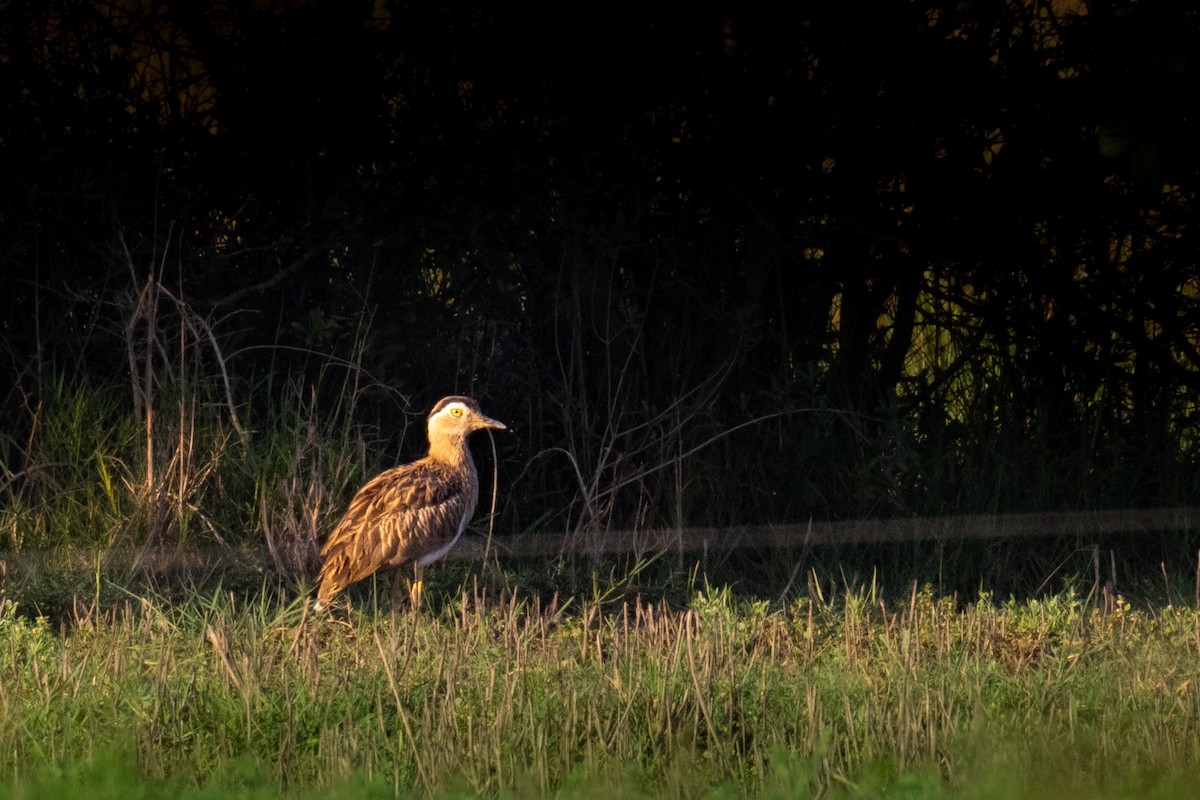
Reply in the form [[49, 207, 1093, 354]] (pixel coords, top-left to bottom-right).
[[450, 406, 463, 417]]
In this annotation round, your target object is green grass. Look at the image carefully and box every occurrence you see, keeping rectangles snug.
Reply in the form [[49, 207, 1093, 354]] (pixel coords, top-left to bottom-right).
[[2, 581, 1199, 799]]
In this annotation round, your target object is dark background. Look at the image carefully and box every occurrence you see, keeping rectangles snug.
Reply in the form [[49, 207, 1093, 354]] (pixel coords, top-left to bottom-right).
[[2, 1, 1199, 597]]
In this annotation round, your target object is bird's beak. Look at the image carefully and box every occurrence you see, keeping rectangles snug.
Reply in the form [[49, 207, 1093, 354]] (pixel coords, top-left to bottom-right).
[[477, 414, 507, 431]]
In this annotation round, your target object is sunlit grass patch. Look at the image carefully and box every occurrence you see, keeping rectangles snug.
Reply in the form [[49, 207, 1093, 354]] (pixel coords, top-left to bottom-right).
[[2, 581, 1199, 798]]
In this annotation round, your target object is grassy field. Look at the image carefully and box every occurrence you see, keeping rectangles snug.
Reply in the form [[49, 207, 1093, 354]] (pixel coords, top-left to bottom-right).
[[2, 573, 1199, 800]]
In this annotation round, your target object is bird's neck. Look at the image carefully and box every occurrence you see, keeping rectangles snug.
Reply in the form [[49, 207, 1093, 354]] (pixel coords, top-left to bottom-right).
[[428, 435, 474, 469]]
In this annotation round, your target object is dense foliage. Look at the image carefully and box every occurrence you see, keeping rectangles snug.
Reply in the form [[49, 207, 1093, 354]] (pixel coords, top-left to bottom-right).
[[2, 1, 1199, 561]]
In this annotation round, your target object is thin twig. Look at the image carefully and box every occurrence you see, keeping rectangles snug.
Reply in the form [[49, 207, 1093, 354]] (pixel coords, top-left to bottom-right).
[[154, 283, 247, 441], [484, 428, 501, 563]]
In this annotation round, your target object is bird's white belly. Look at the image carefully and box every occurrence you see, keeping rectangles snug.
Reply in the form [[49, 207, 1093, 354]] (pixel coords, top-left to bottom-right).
[[417, 511, 469, 566]]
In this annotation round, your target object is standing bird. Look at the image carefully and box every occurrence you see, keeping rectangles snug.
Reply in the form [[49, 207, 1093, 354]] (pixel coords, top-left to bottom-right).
[[313, 396, 506, 612]]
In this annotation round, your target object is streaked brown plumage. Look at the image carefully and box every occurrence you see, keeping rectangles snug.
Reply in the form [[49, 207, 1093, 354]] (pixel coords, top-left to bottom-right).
[[313, 396, 506, 611]]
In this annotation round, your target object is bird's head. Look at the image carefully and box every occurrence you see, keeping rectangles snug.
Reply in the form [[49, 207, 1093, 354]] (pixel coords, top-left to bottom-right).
[[427, 396, 507, 441]]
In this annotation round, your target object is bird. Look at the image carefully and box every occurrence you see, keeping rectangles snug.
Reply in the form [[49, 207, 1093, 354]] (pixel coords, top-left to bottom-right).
[[312, 395, 506, 612]]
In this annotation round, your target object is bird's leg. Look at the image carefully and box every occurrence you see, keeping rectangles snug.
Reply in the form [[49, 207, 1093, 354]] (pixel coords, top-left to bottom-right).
[[387, 570, 407, 615], [409, 562, 425, 611]]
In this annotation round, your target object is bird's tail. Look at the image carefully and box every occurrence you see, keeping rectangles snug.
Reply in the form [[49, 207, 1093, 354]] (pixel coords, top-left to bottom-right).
[[313, 581, 336, 612]]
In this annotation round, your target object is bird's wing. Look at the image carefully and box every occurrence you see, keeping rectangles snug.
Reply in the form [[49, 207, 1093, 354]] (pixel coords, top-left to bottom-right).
[[317, 459, 473, 590]]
